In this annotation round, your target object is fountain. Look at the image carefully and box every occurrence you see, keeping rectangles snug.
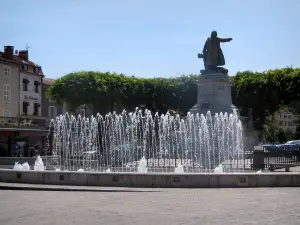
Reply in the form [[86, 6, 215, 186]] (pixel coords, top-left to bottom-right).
[[2, 31, 298, 188], [213, 164, 224, 173], [47, 109, 243, 173], [34, 156, 45, 171], [13, 157, 44, 171], [13, 162, 30, 170], [137, 156, 148, 173], [174, 163, 184, 173]]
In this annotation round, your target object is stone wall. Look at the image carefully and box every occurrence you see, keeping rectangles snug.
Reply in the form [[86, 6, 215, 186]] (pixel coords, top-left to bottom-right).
[[0, 169, 300, 188]]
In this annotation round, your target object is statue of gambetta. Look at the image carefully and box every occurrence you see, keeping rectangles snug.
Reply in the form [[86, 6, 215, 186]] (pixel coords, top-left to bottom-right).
[[198, 31, 232, 75]]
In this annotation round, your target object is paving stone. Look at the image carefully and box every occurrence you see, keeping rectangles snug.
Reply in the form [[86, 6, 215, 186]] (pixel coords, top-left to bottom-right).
[[0, 184, 299, 225]]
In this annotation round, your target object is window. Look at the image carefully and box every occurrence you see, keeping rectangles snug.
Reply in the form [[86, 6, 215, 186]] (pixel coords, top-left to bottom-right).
[[3, 109, 11, 117], [34, 81, 40, 93], [284, 115, 287, 118], [23, 83, 28, 91], [34, 67, 40, 74], [3, 109, 10, 123], [279, 121, 283, 126], [4, 66, 11, 77], [22, 65, 28, 71], [49, 106, 57, 118], [3, 84, 10, 103], [23, 79, 29, 91], [23, 102, 29, 115], [33, 103, 40, 116], [284, 121, 287, 126]]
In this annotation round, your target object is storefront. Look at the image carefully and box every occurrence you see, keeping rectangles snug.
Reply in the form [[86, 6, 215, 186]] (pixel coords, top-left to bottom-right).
[[0, 128, 48, 157]]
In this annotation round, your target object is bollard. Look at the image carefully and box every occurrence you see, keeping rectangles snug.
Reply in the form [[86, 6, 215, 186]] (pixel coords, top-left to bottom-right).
[[252, 146, 265, 170]]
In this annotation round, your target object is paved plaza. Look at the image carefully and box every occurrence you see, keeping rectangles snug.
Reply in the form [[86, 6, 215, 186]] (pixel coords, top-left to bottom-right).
[[0, 183, 300, 225]]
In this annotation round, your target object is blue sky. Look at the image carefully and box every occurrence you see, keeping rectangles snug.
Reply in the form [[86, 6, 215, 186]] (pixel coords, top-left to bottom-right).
[[1, 0, 299, 78]]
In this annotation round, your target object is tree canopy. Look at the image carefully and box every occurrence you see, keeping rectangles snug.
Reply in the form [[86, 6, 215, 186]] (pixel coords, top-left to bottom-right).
[[231, 67, 300, 129], [46, 71, 198, 115], [47, 68, 300, 131]]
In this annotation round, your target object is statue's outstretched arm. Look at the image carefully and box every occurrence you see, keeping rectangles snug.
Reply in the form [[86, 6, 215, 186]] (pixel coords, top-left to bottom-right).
[[218, 38, 233, 43]]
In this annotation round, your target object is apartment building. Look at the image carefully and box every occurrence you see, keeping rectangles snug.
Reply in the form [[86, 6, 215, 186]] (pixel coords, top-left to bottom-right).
[[0, 46, 46, 157], [274, 109, 298, 132], [0, 46, 43, 117]]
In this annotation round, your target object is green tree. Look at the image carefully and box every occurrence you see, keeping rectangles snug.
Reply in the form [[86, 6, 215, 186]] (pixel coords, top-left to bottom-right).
[[47, 71, 198, 115], [232, 67, 300, 130], [47, 68, 300, 133], [262, 115, 279, 144]]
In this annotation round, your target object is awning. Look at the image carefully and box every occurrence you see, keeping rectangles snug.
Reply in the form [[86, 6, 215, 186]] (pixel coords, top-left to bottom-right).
[[34, 103, 41, 107], [23, 101, 29, 106], [23, 78, 29, 83], [19, 131, 48, 137], [34, 81, 41, 85], [0, 131, 14, 136], [0, 127, 48, 133]]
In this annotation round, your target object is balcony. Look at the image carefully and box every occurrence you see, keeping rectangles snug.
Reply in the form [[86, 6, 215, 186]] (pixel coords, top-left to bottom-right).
[[0, 116, 48, 130]]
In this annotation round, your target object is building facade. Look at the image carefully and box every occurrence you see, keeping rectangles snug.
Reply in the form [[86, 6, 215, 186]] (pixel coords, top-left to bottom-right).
[[0, 46, 44, 117], [0, 46, 47, 157], [274, 110, 298, 132], [0, 46, 21, 117], [19, 64, 43, 116]]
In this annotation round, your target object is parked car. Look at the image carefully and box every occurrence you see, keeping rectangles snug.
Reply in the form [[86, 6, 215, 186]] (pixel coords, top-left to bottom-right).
[[263, 140, 300, 151], [285, 140, 300, 146]]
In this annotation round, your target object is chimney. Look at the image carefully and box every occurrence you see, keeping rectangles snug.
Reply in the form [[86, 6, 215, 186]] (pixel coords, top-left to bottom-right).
[[18, 50, 29, 61], [3, 46, 14, 60]]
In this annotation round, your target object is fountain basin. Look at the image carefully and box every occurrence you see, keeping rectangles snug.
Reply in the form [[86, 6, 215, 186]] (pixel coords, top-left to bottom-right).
[[0, 169, 300, 188]]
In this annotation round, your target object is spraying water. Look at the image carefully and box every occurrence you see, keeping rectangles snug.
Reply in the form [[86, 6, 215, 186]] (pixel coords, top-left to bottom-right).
[[34, 156, 45, 171], [214, 164, 224, 173], [137, 156, 148, 173], [174, 163, 184, 173], [13, 162, 30, 170], [48, 109, 243, 173], [13, 157, 44, 171]]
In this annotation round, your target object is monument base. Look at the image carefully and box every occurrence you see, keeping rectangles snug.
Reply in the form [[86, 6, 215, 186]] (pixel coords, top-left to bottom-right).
[[188, 72, 238, 116]]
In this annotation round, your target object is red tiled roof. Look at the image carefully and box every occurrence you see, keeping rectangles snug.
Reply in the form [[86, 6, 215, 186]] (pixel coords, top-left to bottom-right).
[[0, 51, 18, 65], [0, 51, 44, 76]]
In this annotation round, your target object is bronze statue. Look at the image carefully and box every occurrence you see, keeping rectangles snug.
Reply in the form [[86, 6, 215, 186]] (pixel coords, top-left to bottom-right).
[[198, 31, 232, 75]]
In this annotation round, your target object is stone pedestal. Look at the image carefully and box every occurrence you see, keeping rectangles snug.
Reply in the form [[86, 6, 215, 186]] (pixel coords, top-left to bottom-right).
[[189, 73, 238, 115]]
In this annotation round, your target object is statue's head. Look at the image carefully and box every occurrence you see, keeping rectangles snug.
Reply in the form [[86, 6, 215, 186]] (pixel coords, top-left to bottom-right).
[[211, 31, 217, 38]]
